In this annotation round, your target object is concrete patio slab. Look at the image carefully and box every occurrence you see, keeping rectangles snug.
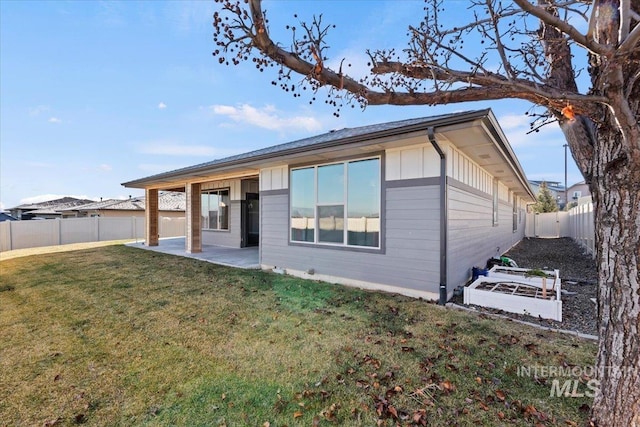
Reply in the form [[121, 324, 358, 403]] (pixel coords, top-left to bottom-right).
[[127, 237, 260, 269]]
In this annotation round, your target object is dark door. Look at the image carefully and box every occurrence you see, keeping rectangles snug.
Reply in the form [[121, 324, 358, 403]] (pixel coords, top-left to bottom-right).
[[244, 193, 259, 247]]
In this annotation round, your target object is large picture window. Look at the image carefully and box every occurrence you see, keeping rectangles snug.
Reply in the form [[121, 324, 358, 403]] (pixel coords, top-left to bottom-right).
[[202, 189, 229, 230], [290, 157, 380, 248]]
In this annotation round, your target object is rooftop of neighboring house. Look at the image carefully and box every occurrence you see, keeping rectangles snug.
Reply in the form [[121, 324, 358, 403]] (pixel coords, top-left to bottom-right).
[[66, 191, 185, 213], [0, 212, 18, 221], [528, 180, 566, 191], [8, 197, 96, 213]]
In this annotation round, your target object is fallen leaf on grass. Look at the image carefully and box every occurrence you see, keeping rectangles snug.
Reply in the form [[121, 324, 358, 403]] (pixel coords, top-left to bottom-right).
[[523, 404, 538, 418], [495, 389, 506, 401], [293, 411, 303, 419], [440, 380, 456, 393]]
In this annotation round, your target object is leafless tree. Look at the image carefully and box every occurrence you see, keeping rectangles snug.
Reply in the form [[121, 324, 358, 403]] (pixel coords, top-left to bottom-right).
[[213, 0, 640, 424]]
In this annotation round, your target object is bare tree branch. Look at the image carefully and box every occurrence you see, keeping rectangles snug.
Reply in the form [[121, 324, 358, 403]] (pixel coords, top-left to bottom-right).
[[514, 0, 613, 55], [619, 15, 640, 52], [369, 61, 607, 108]]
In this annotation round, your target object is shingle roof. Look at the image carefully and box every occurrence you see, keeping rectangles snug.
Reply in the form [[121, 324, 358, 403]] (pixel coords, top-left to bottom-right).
[[67, 199, 124, 210], [66, 192, 186, 212], [123, 110, 489, 187], [0, 212, 17, 221], [9, 197, 95, 211]]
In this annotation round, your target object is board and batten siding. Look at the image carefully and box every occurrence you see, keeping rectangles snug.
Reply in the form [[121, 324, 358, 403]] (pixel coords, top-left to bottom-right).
[[260, 166, 288, 191]]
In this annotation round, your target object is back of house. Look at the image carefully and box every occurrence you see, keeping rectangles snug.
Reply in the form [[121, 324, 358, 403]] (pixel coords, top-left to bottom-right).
[[123, 109, 534, 302]]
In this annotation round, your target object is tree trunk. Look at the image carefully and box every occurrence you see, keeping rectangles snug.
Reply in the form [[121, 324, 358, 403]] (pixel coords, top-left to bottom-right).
[[589, 129, 640, 426]]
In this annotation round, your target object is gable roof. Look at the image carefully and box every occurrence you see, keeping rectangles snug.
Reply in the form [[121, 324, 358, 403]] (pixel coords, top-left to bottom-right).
[[0, 212, 17, 221], [64, 192, 186, 212], [123, 109, 535, 200], [9, 197, 95, 211]]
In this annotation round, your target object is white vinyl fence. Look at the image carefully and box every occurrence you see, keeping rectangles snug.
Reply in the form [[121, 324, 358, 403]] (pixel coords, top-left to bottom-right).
[[525, 211, 570, 238], [568, 201, 595, 256], [525, 197, 595, 257], [0, 216, 185, 252]]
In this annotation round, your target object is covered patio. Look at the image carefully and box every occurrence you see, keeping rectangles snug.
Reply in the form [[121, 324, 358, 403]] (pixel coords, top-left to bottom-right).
[[127, 237, 260, 269]]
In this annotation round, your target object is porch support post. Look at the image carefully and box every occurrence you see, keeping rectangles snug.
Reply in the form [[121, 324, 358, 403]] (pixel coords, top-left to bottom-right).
[[145, 188, 159, 247], [186, 182, 202, 253]]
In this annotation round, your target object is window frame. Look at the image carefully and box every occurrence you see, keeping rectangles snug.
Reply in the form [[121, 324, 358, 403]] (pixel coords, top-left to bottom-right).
[[492, 178, 499, 227], [201, 188, 230, 231], [289, 156, 381, 249], [512, 196, 518, 232]]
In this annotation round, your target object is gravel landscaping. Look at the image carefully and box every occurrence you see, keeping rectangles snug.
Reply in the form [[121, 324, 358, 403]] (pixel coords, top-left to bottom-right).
[[454, 237, 598, 336]]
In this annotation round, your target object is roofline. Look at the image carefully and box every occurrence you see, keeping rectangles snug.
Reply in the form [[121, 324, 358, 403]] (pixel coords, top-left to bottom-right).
[[121, 109, 534, 201], [122, 109, 492, 188], [481, 112, 536, 200]]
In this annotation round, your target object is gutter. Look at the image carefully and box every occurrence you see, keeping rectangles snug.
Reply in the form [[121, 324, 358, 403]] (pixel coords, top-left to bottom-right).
[[428, 127, 448, 305]]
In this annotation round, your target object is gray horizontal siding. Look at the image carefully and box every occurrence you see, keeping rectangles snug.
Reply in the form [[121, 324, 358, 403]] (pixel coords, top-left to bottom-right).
[[260, 184, 441, 295], [447, 182, 523, 290]]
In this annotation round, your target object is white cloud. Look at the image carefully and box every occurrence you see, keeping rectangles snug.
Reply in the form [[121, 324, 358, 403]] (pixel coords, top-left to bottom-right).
[[99, 164, 112, 171], [48, 117, 62, 124], [29, 105, 50, 116], [164, 0, 215, 33], [499, 113, 562, 148], [158, 102, 167, 109], [138, 141, 241, 157], [211, 103, 322, 132], [498, 113, 532, 131], [25, 161, 55, 168]]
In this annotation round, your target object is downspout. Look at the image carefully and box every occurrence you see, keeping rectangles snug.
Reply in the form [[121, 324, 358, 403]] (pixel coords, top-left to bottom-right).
[[428, 127, 448, 305]]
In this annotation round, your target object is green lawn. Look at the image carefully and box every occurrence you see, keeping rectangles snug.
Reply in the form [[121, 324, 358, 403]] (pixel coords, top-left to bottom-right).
[[0, 245, 596, 426]]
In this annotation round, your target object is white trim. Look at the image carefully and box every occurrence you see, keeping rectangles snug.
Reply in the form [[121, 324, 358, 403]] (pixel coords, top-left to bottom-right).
[[201, 188, 230, 231], [290, 156, 381, 249]]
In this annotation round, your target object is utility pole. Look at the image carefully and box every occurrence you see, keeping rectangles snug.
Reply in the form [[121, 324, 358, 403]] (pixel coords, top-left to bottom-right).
[[563, 144, 568, 210]]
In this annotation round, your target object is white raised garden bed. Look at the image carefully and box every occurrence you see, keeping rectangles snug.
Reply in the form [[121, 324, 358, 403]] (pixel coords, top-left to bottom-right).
[[488, 266, 561, 291], [464, 275, 562, 322]]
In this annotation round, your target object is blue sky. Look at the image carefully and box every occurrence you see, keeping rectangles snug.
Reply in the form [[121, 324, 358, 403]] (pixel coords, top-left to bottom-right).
[[0, 0, 584, 210]]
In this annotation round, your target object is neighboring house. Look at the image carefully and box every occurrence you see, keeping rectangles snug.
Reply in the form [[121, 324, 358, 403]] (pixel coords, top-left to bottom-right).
[[0, 212, 18, 222], [528, 180, 566, 209], [566, 181, 591, 205], [62, 192, 185, 219], [123, 109, 535, 303], [8, 197, 94, 220]]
